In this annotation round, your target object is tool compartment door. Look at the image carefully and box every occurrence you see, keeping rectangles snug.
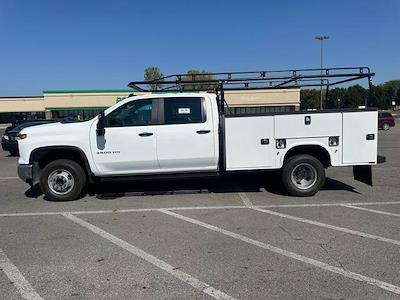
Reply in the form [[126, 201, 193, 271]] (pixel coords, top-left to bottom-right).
[[225, 116, 275, 170], [342, 111, 378, 164]]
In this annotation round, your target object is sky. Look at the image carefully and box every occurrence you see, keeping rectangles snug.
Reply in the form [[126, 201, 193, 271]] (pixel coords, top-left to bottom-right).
[[0, 0, 399, 96]]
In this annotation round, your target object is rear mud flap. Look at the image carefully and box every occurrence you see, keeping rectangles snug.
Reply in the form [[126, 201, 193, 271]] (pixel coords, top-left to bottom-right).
[[353, 165, 373, 186]]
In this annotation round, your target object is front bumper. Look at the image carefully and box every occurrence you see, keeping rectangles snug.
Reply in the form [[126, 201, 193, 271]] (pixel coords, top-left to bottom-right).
[[1, 138, 18, 153], [18, 164, 33, 183]]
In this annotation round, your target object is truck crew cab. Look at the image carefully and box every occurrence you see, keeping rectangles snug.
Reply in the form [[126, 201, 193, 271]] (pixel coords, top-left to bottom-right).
[[17, 67, 378, 201]]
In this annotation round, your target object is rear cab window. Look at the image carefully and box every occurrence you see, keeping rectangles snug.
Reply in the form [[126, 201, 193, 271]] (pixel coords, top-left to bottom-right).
[[163, 97, 205, 124]]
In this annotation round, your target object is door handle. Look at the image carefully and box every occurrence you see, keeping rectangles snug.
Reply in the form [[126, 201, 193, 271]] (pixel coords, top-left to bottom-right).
[[138, 132, 153, 137], [196, 130, 211, 134]]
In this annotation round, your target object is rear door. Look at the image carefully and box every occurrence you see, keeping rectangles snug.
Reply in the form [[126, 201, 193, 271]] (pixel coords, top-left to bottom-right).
[[156, 96, 217, 172]]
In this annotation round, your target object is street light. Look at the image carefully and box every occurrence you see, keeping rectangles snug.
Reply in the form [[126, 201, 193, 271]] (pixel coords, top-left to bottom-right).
[[315, 35, 329, 109]]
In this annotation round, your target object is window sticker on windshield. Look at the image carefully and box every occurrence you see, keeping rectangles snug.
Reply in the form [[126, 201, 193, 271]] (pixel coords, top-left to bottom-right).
[[178, 108, 191, 114]]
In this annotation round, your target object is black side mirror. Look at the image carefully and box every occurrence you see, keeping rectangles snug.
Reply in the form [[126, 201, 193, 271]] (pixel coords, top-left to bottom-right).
[[96, 112, 105, 136]]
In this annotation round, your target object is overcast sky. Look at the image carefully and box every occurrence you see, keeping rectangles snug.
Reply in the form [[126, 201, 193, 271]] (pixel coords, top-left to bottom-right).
[[0, 0, 398, 96]]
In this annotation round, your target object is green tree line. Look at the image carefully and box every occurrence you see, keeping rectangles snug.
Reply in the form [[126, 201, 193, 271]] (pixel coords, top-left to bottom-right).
[[301, 80, 400, 110], [144, 67, 216, 91]]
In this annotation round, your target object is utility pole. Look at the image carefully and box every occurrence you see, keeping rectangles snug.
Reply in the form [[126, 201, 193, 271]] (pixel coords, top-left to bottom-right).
[[315, 35, 329, 109]]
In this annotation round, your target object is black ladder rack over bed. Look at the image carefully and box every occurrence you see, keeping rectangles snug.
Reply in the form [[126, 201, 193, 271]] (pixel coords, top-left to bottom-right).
[[128, 66, 375, 112]]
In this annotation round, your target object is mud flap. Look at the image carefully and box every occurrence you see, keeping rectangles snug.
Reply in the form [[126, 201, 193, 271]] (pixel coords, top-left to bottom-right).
[[353, 165, 373, 186]]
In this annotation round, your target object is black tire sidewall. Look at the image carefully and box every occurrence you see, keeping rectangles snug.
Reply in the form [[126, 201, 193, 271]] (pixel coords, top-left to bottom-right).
[[282, 154, 325, 197], [40, 159, 86, 201]]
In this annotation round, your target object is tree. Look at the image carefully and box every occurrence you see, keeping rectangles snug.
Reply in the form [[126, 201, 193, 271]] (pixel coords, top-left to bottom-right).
[[144, 66, 164, 91], [344, 85, 367, 108], [300, 89, 319, 110], [383, 86, 396, 109], [181, 70, 216, 91], [326, 87, 347, 109]]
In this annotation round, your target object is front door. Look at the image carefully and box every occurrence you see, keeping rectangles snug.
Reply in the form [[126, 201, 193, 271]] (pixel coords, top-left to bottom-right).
[[90, 99, 159, 175], [156, 96, 217, 172]]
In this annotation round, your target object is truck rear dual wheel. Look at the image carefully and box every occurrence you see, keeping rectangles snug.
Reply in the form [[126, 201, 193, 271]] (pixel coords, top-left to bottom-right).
[[282, 154, 325, 197], [40, 159, 87, 201]]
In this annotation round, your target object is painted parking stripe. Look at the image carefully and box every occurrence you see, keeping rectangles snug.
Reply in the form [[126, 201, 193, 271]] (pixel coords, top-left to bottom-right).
[[0, 248, 43, 300], [0, 206, 247, 217], [251, 207, 400, 246], [341, 205, 400, 217], [258, 201, 400, 208], [1, 201, 400, 218], [159, 209, 400, 295], [238, 192, 253, 207], [62, 213, 235, 300], [0, 177, 19, 180]]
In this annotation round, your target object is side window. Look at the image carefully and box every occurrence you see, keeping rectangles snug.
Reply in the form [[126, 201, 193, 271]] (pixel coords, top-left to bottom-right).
[[105, 100, 153, 127], [164, 97, 204, 124]]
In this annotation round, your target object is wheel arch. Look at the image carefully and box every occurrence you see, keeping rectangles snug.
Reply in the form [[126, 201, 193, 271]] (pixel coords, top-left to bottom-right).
[[30, 146, 94, 183], [282, 144, 332, 168]]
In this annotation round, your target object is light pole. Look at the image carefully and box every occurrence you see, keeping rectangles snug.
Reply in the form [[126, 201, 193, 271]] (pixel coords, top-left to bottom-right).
[[315, 35, 329, 109]]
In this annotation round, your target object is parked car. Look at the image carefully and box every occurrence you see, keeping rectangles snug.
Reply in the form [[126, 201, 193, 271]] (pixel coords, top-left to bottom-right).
[[5, 119, 52, 133], [378, 111, 395, 130], [2, 120, 56, 156]]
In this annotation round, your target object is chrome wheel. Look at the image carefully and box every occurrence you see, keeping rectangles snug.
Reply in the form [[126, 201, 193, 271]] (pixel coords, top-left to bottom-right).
[[383, 123, 390, 130], [290, 163, 317, 190], [47, 169, 75, 195]]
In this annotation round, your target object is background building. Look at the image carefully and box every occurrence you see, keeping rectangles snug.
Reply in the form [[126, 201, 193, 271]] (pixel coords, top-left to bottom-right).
[[0, 88, 300, 123]]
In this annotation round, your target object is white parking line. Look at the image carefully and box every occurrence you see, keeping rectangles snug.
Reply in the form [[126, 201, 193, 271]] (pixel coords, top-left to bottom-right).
[[159, 209, 400, 296], [0, 206, 246, 217], [258, 201, 400, 208], [0, 201, 399, 218], [0, 248, 43, 300], [342, 205, 400, 217], [0, 177, 19, 180], [62, 213, 235, 300], [238, 192, 253, 207], [251, 207, 400, 246]]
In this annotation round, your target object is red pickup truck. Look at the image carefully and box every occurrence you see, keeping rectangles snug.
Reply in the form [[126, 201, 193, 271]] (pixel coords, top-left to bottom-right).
[[378, 112, 395, 130]]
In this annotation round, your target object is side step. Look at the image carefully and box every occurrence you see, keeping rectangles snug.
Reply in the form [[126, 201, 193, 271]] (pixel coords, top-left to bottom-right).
[[97, 172, 220, 183]]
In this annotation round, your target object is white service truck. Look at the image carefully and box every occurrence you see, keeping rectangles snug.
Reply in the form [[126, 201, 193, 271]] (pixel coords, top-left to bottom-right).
[[16, 68, 378, 201]]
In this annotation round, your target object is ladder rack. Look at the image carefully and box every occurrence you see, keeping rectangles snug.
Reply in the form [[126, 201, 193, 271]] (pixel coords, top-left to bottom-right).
[[127, 67, 375, 110]]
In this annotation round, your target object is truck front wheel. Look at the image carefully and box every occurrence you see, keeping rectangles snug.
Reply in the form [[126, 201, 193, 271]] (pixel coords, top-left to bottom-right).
[[282, 154, 325, 197], [40, 159, 87, 201]]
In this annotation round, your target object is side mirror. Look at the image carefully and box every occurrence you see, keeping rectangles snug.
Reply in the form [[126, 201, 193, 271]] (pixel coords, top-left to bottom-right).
[[96, 112, 105, 136]]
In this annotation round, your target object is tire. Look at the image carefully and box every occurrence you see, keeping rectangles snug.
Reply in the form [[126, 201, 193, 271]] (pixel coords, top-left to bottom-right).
[[281, 154, 325, 197], [40, 159, 87, 201], [383, 123, 390, 131]]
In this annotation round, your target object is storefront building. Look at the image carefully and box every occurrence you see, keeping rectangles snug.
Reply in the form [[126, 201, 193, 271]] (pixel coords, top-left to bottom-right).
[[0, 88, 300, 123]]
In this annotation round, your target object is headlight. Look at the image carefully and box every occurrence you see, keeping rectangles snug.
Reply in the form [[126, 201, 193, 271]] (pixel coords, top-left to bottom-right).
[[18, 133, 27, 140], [2, 135, 9, 140], [329, 136, 339, 147], [276, 139, 286, 149]]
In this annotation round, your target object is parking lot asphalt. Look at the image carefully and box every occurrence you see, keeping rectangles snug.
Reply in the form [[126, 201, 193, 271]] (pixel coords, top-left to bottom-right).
[[0, 126, 400, 299]]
